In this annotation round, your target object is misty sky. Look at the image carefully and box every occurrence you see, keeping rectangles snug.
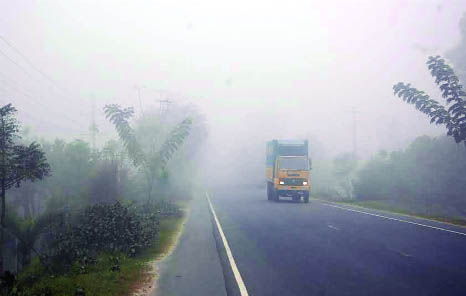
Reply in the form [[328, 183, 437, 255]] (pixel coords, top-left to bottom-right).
[[1, 0, 466, 166]]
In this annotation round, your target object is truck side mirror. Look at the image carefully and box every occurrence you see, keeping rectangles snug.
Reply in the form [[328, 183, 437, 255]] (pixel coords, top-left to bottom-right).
[[308, 159, 312, 170]]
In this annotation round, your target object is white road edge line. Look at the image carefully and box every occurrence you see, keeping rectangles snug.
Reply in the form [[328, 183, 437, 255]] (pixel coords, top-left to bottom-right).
[[320, 202, 466, 236], [206, 193, 249, 296]]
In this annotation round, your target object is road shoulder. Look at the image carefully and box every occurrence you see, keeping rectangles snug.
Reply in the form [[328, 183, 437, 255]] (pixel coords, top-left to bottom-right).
[[153, 194, 227, 296]]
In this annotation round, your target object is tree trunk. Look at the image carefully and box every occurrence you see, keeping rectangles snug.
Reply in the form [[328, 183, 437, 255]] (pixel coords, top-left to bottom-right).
[[147, 182, 153, 202], [146, 171, 153, 203], [23, 199, 31, 219], [0, 179, 5, 274]]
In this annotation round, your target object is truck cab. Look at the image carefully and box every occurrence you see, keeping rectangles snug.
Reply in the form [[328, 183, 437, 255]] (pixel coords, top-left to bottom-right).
[[266, 140, 311, 203]]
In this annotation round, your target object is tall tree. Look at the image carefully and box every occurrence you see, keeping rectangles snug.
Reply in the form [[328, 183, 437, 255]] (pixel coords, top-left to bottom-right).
[[393, 56, 466, 145], [0, 104, 50, 272], [104, 104, 191, 201]]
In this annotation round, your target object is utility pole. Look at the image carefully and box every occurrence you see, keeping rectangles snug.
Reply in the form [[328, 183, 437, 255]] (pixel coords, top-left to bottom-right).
[[352, 107, 358, 159], [133, 84, 145, 117], [89, 94, 98, 150], [158, 98, 172, 120]]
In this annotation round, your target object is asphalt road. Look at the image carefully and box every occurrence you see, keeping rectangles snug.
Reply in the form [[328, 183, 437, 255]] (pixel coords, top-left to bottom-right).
[[209, 186, 466, 296]]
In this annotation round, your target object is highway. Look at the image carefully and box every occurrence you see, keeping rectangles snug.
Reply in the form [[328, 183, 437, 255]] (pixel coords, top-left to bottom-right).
[[208, 186, 466, 296]]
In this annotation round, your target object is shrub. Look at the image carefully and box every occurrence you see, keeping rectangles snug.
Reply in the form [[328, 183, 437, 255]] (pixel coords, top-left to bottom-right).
[[43, 201, 161, 273]]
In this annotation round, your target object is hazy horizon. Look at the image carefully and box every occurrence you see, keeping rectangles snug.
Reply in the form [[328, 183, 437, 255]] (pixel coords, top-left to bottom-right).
[[2, 0, 466, 164]]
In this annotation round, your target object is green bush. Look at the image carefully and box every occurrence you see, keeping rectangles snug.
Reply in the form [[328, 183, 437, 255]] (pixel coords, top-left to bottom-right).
[[6, 200, 181, 295], [43, 201, 160, 273]]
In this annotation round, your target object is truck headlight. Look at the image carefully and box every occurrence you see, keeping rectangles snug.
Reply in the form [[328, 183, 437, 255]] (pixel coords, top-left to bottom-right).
[[303, 181, 308, 185], [279, 181, 284, 185]]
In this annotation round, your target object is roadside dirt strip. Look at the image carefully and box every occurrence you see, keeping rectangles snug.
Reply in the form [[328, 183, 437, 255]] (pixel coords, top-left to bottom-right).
[[207, 192, 249, 296]]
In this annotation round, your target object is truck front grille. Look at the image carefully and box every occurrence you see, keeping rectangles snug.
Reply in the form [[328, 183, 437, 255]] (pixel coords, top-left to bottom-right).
[[282, 178, 306, 186]]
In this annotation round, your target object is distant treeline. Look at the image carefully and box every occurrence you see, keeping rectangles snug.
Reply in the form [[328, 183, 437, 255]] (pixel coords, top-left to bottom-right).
[[353, 135, 466, 217]]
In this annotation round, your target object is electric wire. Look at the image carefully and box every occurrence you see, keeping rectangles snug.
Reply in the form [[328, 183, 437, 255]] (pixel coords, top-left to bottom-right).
[[0, 47, 42, 84], [0, 37, 87, 117], [0, 86, 83, 133], [0, 85, 85, 133], [0, 35, 69, 95], [0, 34, 102, 138], [0, 71, 84, 126]]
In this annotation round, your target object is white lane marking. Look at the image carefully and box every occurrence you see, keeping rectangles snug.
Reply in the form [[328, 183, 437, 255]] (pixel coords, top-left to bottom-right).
[[327, 225, 339, 231], [206, 193, 249, 296], [319, 202, 466, 237]]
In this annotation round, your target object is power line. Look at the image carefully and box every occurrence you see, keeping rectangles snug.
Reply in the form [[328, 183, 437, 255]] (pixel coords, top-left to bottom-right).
[[0, 72, 83, 126], [0, 35, 99, 137], [89, 94, 98, 149], [0, 47, 42, 84], [133, 84, 145, 117], [0, 85, 85, 135], [0, 91, 85, 134], [0, 38, 85, 116], [0, 35, 68, 94], [159, 99, 172, 119]]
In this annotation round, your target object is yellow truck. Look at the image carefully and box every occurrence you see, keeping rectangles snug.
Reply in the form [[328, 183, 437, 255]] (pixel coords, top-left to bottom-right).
[[266, 139, 311, 203]]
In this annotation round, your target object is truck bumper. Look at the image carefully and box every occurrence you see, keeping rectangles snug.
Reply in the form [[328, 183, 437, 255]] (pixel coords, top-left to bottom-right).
[[275, 185, 310, 197]]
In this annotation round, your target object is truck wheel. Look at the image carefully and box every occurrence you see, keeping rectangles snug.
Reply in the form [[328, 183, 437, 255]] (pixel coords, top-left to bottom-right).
[[273, 190, 279, 202], [303, 192, 309, 203], [267, 183, 272, 200]]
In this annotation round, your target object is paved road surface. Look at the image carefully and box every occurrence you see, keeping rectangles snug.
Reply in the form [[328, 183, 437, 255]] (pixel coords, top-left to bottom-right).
[[209, 186, 466, 296]]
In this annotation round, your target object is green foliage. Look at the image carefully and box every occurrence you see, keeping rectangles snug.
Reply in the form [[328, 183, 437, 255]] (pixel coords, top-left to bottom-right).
[[103, 105, 145, 166], [5, 213, 61, 268], [332, 153, 357, 199], [333, 153, 357, 177], [354, 136, 466, 217], [311, 154, 359, 200], [393, 56, 466, 145], [0, 104, 50, 276], [88, 161, 119, 204], [158, 118, 192, 167], [0, 104, 19, 150], [42, 139, 96, 204], [20, 138, 129, 211], [104, 104, 192, 200], [13, 210, 185, 296], [44, 201, 161, 273], [0, 104, 50, 193], [16, 252, 143, 296]]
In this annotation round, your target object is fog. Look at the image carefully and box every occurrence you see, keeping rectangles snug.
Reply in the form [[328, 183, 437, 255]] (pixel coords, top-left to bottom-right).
[[1, 0, 466, 179]]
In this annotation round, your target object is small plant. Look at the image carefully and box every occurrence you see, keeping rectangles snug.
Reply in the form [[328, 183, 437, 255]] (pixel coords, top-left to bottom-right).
[[109, 256, 120, 272], [75, 286, 85, 296]]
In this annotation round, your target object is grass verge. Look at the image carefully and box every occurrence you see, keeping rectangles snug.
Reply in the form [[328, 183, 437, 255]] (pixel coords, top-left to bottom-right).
[[332, 199, 466, 227], [18, 212, 187, 296]]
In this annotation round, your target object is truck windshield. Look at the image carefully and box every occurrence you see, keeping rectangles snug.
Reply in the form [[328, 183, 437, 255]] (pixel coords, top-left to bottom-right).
[[279, 157, 308, 170]]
